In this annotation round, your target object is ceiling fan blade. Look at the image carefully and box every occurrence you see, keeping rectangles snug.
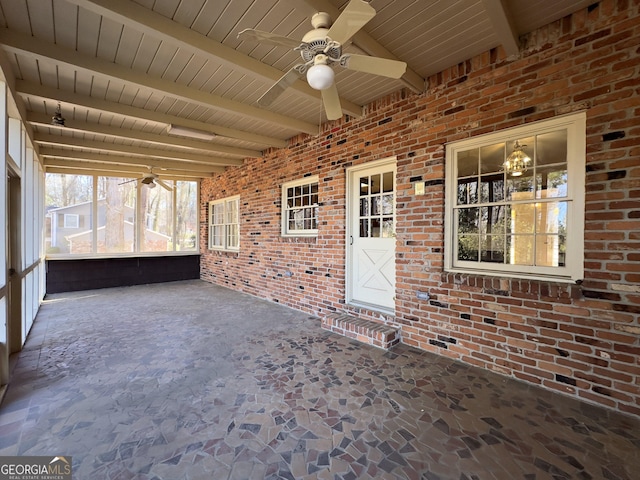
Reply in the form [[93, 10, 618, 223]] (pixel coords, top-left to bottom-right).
[[257, 65, 304, 107], [237, 28, 301, 49], [154, 179, 174, 191], [118, 178, 138, 186], [341, 54, 407, 79], [321, 83, 342, 120], [326, 0, 376, 45]]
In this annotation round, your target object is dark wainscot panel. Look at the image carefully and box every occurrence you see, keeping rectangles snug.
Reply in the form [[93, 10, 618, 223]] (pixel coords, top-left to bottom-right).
[[46, 255, 200, 293]]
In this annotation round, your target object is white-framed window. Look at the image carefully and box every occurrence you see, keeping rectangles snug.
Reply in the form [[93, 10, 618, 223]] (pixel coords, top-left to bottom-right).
[[208, 196, 239, 251], [281, 176, 319, 237], [63, 213, 79, 229], [444, 112, 586, 282]]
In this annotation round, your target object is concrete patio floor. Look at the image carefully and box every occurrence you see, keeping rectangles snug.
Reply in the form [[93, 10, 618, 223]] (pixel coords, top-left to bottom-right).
[[0, 280, 638, 479]]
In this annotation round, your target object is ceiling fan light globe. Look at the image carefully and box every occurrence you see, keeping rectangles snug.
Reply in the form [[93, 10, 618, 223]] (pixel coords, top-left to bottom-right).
[[148, 181, 156, 189], [307, 64, 334, 90]]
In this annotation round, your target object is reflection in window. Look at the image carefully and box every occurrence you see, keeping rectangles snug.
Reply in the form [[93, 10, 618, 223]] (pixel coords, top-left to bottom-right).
[[209, 196, 240, 251], [359, 171, 395, 238], [453, 125, 573, 271], [282, 177, 319, 236]]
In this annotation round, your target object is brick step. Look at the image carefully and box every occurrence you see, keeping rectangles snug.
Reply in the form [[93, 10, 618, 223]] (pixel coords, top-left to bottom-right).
[[321, 313, 399, 350]]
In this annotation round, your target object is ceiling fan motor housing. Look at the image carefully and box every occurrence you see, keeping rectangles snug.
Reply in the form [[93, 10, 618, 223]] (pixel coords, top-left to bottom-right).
[[300, 13, 342, 63]]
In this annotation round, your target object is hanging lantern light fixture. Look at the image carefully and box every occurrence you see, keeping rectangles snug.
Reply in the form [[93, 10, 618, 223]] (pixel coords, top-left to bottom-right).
[[504, 140, 531, 177]]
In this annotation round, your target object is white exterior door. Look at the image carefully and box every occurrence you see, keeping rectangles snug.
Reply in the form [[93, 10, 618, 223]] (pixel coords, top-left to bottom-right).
[[346, 159, 396, 312]]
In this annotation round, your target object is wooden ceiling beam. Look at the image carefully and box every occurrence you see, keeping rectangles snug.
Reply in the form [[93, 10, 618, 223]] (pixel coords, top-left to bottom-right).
[[27, 112, 259, 159], [39, 147, 224, 173], [43, 159, 213, 178], [479, 0, 520, 56], [0, 29, 318, 135], [16, 81, 286, 148], [34, 133, 242, 166], [65, 0, 362, 118]]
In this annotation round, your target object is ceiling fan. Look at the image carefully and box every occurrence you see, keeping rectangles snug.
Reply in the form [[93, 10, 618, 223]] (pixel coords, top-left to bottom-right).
[[119, 170, 173, 191], [238, 0, 407, 120]]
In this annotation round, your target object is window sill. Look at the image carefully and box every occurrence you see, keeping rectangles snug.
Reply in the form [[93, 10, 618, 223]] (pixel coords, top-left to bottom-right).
[[46, 251, 200, 261], [443, 267, 580, 285]]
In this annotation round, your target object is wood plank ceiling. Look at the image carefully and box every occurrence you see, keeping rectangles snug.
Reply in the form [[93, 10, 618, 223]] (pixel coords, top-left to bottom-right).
[[0, 0, 594, 181]]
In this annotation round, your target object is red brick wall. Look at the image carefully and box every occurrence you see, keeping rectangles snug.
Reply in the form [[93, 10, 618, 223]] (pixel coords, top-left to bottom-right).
[[201, 0, 640, 416]]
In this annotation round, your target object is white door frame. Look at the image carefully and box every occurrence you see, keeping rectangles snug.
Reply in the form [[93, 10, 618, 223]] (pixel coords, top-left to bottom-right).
[[345, 157, 397, 314]]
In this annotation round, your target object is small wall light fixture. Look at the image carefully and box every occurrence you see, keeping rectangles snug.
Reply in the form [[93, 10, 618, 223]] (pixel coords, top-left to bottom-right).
[[504, 140, 531, 177], [51, 102, 65, 126]]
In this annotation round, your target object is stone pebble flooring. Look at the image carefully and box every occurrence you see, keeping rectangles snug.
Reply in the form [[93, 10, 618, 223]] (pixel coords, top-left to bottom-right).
[[0, 280, 638, 479]]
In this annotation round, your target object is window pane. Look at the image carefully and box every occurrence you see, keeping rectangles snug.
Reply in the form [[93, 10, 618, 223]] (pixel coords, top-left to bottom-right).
[[211, 225, 224, 247], [481, 206, 507, 235], [457, 179, 478, 205], [372, 195, 381, 215], [510, 203, 535, 234], [226, 200, 238, 223], [382, 217, 394, 238], [371, 174, 381, 194], [458, 235, 479, 261], [480, 142, 505, 174], [480, 173, 504, 203], [457, 207, 479, 234], [536, 201, 567, 235], [537, 130, 567, 166], [176, 181, 198, 251], [507, 172, 535, 201], [382, 172, 394, 193], [213, 203, 224, 224], [536, 235, 565, 267], [382, 194, 393, 214], [99, 177, 136, 254], [45, 173, 93, 254], [360, 177, 369, 195], [142, 183, 172, 253], [371, 218, 381, 237], [481, 235, 505, 263], [360, 198, 369, 216], [293, 209, 305, 230], [228, 224, 239, 248], [360, 219, 369, 237], [537, 166, 568, 199], [509, 235, 534, 265], [457, 148, 479, 177]]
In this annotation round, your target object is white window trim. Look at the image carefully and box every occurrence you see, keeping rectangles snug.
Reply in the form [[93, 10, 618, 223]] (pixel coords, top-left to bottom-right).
[[281, 176, 319, 237], [63, 213, 79, 229], [208, 195, 240, 252], [444, 112, 586, 283]]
